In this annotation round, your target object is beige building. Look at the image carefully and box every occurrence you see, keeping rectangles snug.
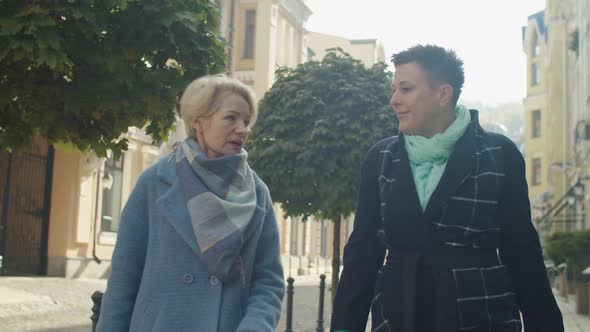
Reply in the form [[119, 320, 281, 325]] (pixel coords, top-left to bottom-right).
[[568, 0, 590, 231], [0, 0, 315, 278], [523, 0, 590, 235], [217, 0, 312, 98], [0, 0, 375, 278], [46, 130, 162, 277], [0, 130, 163, 277], [306, 31, 386, 66]]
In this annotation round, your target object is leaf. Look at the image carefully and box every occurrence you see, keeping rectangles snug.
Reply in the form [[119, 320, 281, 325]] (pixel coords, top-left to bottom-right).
[[0, 19, 23, 36], [0, 0, 226, 155], [36, 29, 61, 50]]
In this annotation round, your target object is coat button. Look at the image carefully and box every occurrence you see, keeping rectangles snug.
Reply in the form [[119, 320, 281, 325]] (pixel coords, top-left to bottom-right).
[[209, 275, 219, 286], [183, 273, 194, 284]]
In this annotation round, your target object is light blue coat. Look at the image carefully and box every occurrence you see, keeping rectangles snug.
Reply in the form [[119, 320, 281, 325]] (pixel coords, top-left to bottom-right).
[[96, 153, 285, 332]]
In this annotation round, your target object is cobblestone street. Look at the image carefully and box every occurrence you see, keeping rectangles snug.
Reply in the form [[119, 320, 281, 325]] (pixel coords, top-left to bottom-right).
[[0, 275, 588, 331], [0, 277, 106, 332]]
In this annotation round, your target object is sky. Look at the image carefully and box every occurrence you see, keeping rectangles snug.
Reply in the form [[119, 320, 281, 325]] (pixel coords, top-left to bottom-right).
[[305, 0, 546, 106]]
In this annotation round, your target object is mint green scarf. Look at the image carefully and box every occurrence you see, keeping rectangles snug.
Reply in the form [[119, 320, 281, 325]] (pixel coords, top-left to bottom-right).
[[404, 106, 471, 211]]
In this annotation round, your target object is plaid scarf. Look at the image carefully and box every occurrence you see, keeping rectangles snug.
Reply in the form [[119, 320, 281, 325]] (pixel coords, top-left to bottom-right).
[[175, 137, 257, 283]]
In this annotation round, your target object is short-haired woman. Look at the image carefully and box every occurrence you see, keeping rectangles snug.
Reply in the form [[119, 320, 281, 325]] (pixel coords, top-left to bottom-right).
[[331, 45, 562, 332]]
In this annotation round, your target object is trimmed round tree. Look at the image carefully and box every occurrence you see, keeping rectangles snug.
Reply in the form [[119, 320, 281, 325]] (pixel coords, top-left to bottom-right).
[[248, 49, 397, 296]]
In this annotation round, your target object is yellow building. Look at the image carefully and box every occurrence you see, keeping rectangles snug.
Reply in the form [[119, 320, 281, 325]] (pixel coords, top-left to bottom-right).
[[0, 0, 378, 278], [217, 0, 312, 99], [569, 0, 590, 231], [0, 0, 314, 278], [0, 131, 162, 277], [306, 31, 386, 66], [46, 131, 163, 277], [523, 1, 575, 233]]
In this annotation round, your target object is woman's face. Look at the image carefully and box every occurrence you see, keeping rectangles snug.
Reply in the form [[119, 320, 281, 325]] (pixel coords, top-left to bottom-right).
[[390, 62, 452, 137], [192, 92, 251, 158]]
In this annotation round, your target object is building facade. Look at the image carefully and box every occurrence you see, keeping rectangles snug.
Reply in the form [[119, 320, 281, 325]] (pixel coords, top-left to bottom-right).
[[523, 0, 590, 235], [569, 0, 590, 231], [35, 0, 314, 278], [306, 31, 386, 66], [217, 0, 312, 98], [1, 0, 384, 278]]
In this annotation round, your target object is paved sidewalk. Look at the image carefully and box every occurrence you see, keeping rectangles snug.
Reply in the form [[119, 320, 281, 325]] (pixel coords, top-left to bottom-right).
[[1, 275, 589, 331], [554, 290, 590, 332], [0, 277, 106, 332]]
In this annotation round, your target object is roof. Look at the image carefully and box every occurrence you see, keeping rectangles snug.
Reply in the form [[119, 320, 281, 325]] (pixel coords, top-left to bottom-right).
[[350, 39, 378, 45], [529, 10, 546, 36], [522, 10, 546, 44]]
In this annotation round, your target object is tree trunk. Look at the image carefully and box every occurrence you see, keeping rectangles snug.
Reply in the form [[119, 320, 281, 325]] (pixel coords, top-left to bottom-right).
[[331, 216, 342, 303]]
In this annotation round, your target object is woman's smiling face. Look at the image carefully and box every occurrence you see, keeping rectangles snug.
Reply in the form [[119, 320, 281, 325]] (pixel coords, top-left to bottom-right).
[[390, 61, 453, 137]]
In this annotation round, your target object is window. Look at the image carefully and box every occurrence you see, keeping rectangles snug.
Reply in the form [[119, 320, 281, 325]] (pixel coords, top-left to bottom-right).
[[532, 62, 541, 86], [101, 155, 124, 233], [533, 38, 541, 57], [243, 10, 256, 59], [532, 110, 541, 138], [289, 217, 299, 255], [532, 158, 542, 185]]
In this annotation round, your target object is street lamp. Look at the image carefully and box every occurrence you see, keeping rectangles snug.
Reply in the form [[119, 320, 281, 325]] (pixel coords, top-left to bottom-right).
[[573, 180, 586, 230], [573, 180, 585, 199], [565, 180, 584, 204], [565, 179, 586, 230], [566, 193, 576, 206], [102, 170, 113, 190]]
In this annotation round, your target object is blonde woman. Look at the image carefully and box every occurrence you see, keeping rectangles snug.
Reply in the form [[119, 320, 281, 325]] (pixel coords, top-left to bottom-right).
[[97, 75, 284, 332]]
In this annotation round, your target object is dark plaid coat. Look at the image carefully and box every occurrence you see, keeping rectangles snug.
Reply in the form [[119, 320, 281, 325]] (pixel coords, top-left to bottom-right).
[[331, 111, 563, 332]]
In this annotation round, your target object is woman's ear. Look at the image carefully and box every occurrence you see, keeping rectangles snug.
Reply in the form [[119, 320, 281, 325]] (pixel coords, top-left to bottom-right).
[[191, 117, 202, 133], [439, 84, 454, 108]]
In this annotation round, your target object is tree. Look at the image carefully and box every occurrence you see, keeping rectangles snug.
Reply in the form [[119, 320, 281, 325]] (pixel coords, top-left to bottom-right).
[[0, 0, 226, 157], [546, 230, 590, 281], [248, 49, 397, 296]]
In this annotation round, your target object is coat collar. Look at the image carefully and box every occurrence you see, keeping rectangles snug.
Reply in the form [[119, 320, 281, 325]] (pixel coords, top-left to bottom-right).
[[155, 153, 203, 256], [423, 110, 479, 221], [154, 152, 266, 257], [389, 110, 481, 224]]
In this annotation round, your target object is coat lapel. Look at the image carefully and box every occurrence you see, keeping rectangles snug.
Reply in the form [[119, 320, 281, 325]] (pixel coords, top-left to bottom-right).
[[423, 115, 478, 222], [381, 137, 429, 246], [391, 137, 424, 221], [156, 154, 202, 257]]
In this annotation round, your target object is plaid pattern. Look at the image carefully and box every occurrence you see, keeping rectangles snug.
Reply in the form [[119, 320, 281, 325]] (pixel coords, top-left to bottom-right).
[[175, 137, 257, 284], [374, 125, 522, 331], [434, 133, 505, 249], [453, 265, 521, 331]]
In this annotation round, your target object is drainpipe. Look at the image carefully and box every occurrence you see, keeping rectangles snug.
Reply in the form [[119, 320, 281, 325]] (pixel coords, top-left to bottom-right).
[[92, 169, 102, 264], [227, 0, 236, 74], [0, 153, 13, 275], [562, 12, 570, 223]]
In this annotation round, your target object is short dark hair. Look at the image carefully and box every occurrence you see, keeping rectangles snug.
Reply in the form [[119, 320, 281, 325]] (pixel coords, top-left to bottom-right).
[[391, 45, 465, 107]]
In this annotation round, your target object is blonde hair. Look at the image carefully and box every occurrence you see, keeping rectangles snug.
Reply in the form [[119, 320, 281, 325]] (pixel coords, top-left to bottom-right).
[[179, 74, 257, 137]]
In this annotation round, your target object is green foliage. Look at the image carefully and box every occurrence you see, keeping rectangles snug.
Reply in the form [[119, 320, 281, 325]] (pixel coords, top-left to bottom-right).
[[0, 0, 227, 156], [248, 49, 397, 222], [546, 230, 590, 277]]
